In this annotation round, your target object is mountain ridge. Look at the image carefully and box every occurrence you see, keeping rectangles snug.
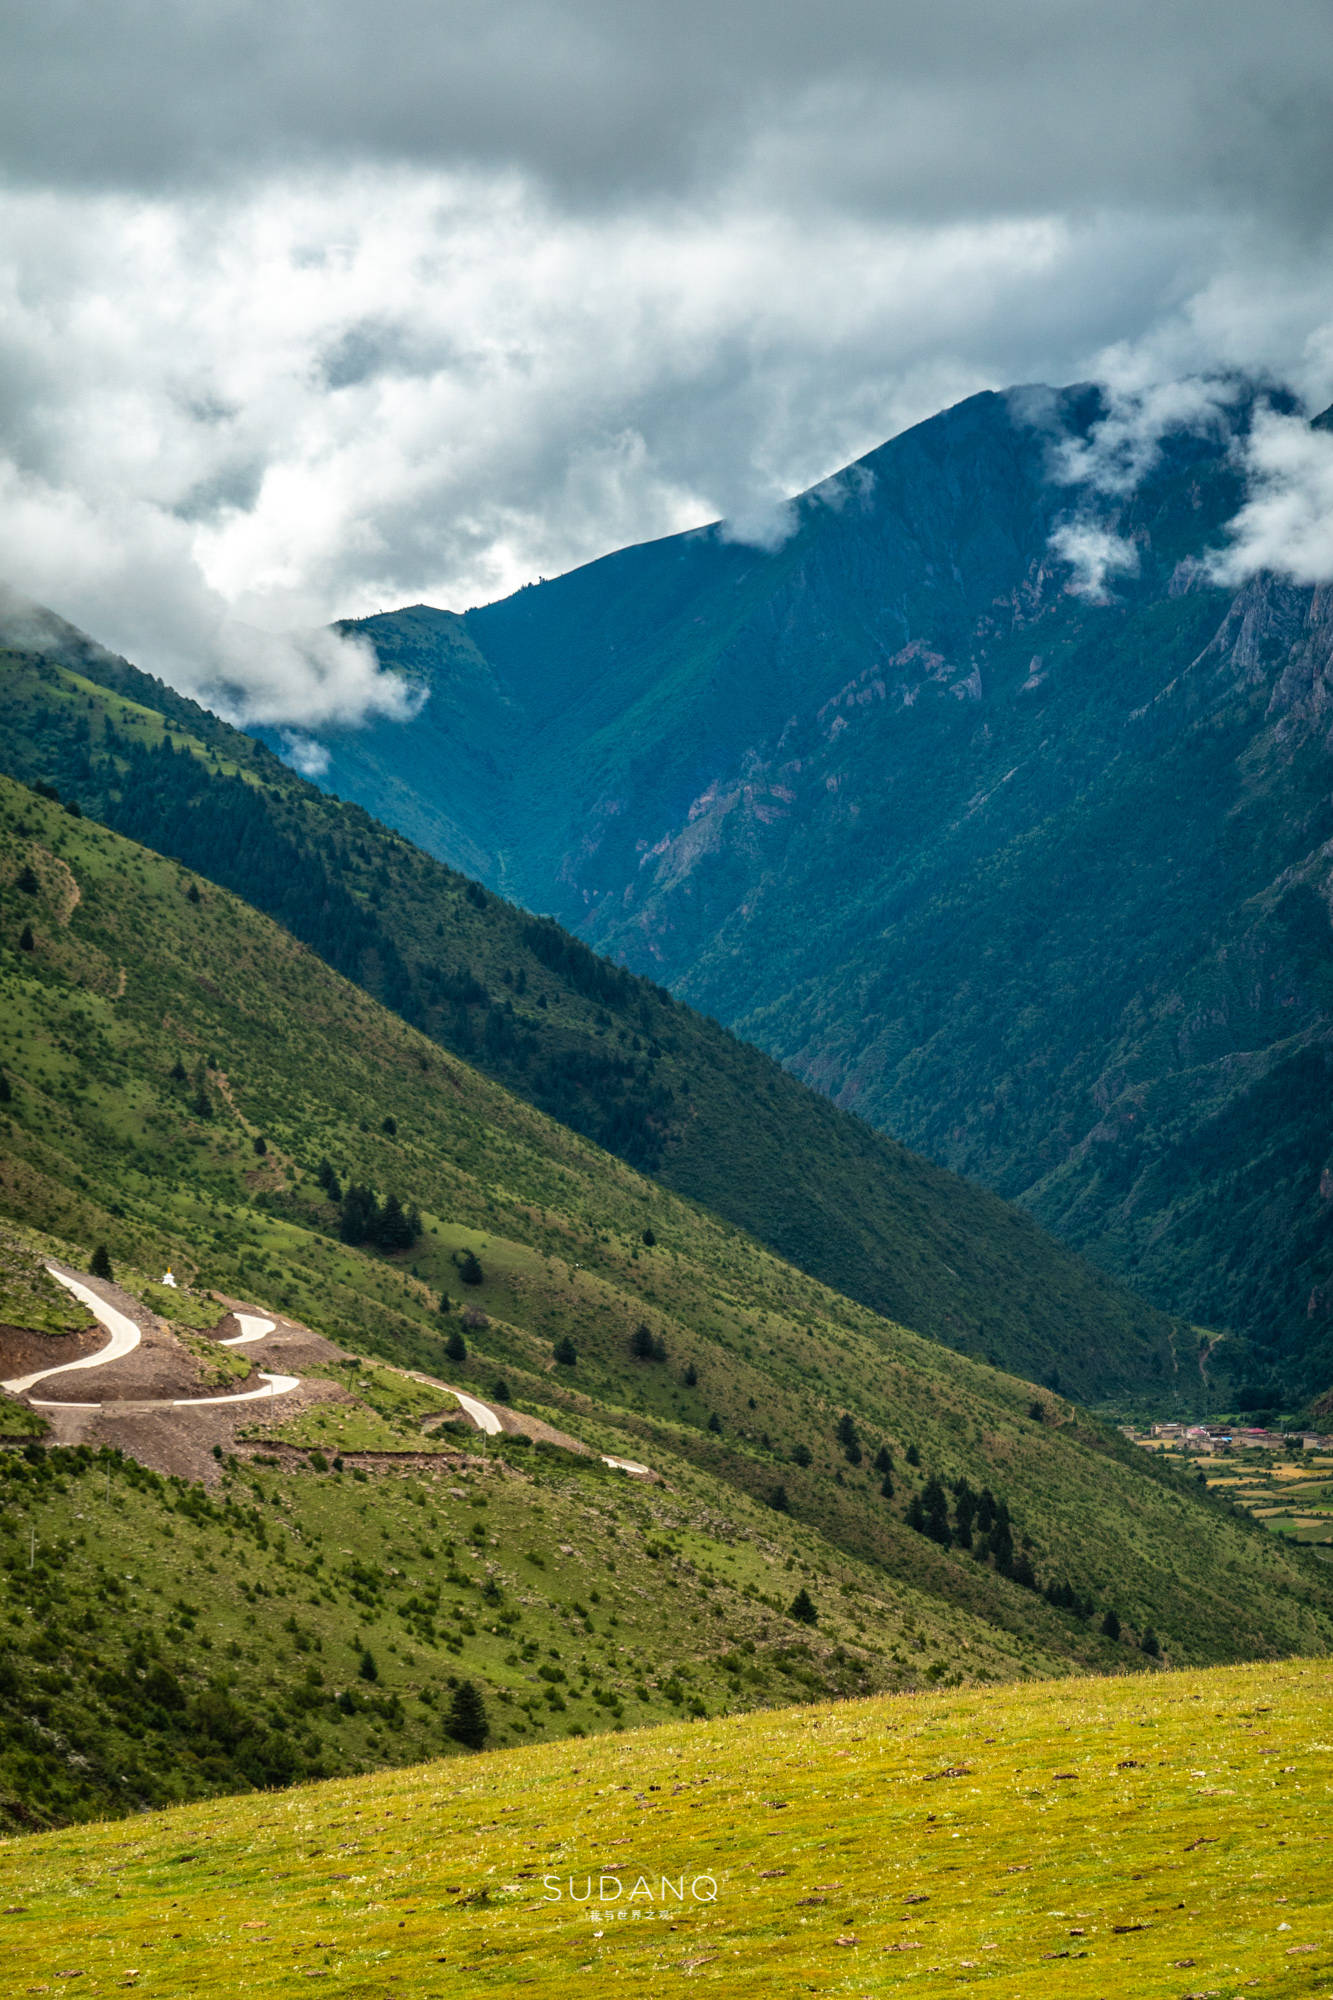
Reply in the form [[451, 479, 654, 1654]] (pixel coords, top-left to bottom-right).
[[311, 381, 1333, 1405]]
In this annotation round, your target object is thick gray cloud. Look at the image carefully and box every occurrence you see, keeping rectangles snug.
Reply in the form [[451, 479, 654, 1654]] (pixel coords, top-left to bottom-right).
[[5, 1, 1333, 230], [0, 2, 1330, 723]]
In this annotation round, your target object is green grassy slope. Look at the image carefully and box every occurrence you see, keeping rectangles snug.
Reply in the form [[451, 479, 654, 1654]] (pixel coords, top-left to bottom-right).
[[1, 1658, 1328, 2000], [0, 772, 1329, 1840], [0, 1424, 1050, 1835], [0, 636, 1184, 1402]]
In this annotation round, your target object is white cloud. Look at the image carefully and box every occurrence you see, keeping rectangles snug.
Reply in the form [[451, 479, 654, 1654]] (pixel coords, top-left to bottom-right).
[[279, 732, 333, 778], [1050, 373, 1244, 496], [718, 497, 799, 552], [1049, 520, 1141, 601], [0, 174, 1172, 710], [0, 454, 414, 728], [0, 4, 1330, 715], [1212, 407, 1333, 586]]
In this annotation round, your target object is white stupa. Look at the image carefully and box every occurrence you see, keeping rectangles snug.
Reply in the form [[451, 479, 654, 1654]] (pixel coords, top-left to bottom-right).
[[160, 1269, 178, 1288]]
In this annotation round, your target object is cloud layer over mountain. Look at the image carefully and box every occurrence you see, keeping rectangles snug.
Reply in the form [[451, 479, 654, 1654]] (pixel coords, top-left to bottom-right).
[[1, 2, 1331, 722]]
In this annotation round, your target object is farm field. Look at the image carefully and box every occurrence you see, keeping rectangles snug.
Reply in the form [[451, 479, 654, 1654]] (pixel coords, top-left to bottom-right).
[[1205, 1456, 1333, 1548], [0, 1657, 1329, 1999]]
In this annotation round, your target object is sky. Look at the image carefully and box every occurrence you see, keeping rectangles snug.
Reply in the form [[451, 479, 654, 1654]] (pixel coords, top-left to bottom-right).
[[2, 0, 1333, 724]]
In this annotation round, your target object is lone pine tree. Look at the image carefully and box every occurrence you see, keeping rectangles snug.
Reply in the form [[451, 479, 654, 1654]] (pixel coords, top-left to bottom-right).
[[447, 1679, 490, 1750]]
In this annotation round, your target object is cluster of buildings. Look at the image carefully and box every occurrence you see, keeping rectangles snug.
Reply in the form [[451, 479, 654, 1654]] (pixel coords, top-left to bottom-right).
[[1144, 1422, 1333, 1455]]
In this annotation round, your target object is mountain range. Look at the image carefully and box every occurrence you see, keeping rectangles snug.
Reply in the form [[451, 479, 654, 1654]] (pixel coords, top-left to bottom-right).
[[4, 423, 1333, 1839], [300, 382, 1333, 1407]]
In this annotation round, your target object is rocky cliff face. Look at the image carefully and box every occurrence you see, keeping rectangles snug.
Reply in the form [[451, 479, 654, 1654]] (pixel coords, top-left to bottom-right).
[[326, 384, 1333, 1403]]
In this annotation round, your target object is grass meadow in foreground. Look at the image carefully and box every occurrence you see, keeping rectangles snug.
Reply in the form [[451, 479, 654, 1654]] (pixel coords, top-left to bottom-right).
[[0, 1658, 1329, 2000]]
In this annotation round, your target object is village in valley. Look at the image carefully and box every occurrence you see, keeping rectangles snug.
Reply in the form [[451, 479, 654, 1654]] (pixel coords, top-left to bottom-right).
[[1124, 1419, 1333, 1548]]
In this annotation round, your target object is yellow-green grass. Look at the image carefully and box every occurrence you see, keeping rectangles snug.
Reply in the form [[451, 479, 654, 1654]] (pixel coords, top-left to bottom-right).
[[1, 1659, 1328, 1998], [255, 1361, 459, 1453], [0, 1225, 89, 1336], [259, 1401, 449, 1454]]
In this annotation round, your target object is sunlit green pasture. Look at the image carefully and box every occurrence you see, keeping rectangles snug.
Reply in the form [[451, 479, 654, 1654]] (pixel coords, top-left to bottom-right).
[[1, 1658, 1329, 1999]]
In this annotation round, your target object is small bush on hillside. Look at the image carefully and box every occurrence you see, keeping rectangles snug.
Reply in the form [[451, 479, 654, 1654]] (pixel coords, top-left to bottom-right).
[[455, 1249, 484, 1286], [445, 1326, 468, 1363], [553, 1337, 577, 1366], [788, 1587, 817, 1626], [1101, 1609, 1121, 1641], [90, 1245, 113, 1280]]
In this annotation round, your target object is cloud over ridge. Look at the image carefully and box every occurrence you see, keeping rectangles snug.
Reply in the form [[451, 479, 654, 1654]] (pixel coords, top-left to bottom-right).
[[0, 4, 1331, 720]]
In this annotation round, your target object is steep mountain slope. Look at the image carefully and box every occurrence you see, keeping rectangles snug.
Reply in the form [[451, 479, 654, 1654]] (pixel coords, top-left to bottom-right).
[[0, 635, 1183, 1403], [320, 385, 1333, 1403], [1, 773, 1329, 1832]]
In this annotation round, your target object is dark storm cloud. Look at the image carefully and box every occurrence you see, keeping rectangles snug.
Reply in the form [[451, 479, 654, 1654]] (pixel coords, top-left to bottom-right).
[[3, 0, 1332, 233]]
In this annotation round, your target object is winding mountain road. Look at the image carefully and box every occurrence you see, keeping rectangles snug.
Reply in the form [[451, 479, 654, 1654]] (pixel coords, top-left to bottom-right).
[[3, 1269, 298, 1412], [4, 1268, 650, 1471], [438, 1385, 650, 1472]]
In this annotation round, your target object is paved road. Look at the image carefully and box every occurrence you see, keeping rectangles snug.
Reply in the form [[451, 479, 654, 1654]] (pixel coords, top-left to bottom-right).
[[7, 1269, 647, 1468], [219, 1313, 277, 1347], [444, 1385, 505, 1435], [2, 1268, 142, 1395], [6, 1269, 298, 1412]]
